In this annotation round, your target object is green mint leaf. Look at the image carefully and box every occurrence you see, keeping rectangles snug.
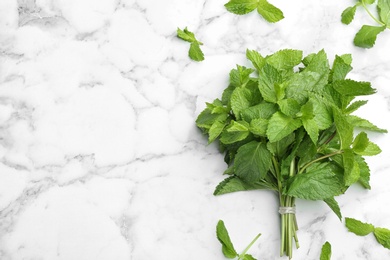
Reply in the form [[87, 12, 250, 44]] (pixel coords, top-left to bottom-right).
[[347, 115, 388, 133], [177, 27, 197, 42], [241, 103, 278, 122], [214, 176, 275, 195], [341, 5, 357, 25], [258, 64, 283, 103], [351, 132, 381, 156], [189, 42, 205, 61], [249, 118, 268, 136], [267, 133, 295, 158], [208, 120, 227, 143], [353, 25, 386, 48], [333, 79, 376, 96], [333, 107, 354, 149], [344, 100, 368, 114], [324, 197, 342, 220], [234, 141, 272, 182], [267, 112, 302, 143], [320, 241, 332, 260], [230, 65, 255, 88], [246, 49, 266, 71], [378, 0, 390, 25], [345, 217, 375, 236], [257, 0, 284, 23], [231, 87, 252, 119], [265, 49, 303, 71], [196, 107, 228, 130], [216, 220, 238, 258], [224, 0, 258, 15], [330, 55, 353, 82], [286, 163, 344, 200], [242, 254, 256, 260], [364, 0, 375, 4], [310, 95, 333, 130], [278, 98, 301, 117], [302, 118, 319, 145], [355, 155, 371, 189], [220, 121, 250, 144], [374, 227, 390, 249], [343, 148, 360, 186]]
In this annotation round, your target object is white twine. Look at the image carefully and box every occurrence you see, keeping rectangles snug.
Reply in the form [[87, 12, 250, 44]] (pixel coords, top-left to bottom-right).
[[278, 206, 296, 215]]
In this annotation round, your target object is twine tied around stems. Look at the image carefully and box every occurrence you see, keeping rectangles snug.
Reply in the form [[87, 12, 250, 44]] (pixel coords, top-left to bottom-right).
[[278, 206, 296, 215]]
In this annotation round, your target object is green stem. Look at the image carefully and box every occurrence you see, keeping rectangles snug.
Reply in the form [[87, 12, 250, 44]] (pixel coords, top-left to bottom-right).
[[299, 150, 343, 174], [238, 233, 262, 259], [361, 1, 386, 26]]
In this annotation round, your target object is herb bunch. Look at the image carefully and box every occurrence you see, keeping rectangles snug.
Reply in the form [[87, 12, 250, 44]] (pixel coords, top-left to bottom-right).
[[196, 49, 387, 259], [342, 0, 390, 48]]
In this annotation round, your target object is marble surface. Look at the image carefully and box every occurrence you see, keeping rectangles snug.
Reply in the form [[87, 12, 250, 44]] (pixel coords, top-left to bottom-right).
[[0, 0, 390, 259]]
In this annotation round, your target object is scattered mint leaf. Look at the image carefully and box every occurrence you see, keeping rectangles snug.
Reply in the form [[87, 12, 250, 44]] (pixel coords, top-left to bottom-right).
[[177, 27, 204, 61], [225, 0, 284, 23], [242, 254, 256, 260], [378, 0, 390, 25], [224, 0, 258, 15], [374, 227, 390, 249], [320, 241, 332, 260], [345, 217, 375, 236], [353, 25, 386, 48], [217, 220, 239, 258], [341, 5, 358, 25], [257, 0, 284, 23]]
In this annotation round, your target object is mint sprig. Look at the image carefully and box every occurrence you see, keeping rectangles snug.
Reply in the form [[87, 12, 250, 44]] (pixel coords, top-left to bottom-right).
[[216, 220, 261, 260], [177, 27, 204, 61], [341, 0, 390, 48], [196, 49, 387, 259], [224, 0, 284, 23], [320, 241, 332, 260], [345, 217, 390, 249]]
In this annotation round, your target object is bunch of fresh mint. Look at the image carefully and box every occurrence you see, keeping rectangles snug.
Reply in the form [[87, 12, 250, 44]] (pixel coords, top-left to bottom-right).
[[196, 48, 387, 259], [342, 0, 390, 48]]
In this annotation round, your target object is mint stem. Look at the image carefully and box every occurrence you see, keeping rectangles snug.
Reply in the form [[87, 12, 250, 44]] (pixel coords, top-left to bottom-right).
[[238, 233, 262, 259], [361, 1, 386, 26]]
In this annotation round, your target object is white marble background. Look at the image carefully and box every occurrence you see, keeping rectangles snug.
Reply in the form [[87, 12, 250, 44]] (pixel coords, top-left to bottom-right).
[[0, 0, 390, 259]]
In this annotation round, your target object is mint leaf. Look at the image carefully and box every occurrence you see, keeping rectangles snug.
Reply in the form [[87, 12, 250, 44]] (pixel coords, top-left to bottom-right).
[[378, 0, 390, 25], [267, 112, 302, 143], [209, 120, 227, 143], [231, 87, 252, 119], [214, 176, 275, 195], [224, 0, 258, 15], [189, 42, 204, 61], [333, 79, 376, 96], [246, 49, 266, 72], [234, 141, 272, 182], [242, 254, 256, 260], [278, 98, 301, 117], [330, 55, 353, 82], [258, 64, 283, 103], [286, 163, 344, 200], [344, 100, 368, 114], [320, 241, 332, 260], [249, 118, 268, 136], [345, 217, 375, 236], [257, 0, 284, 23], [333, 108, 353, 149], [343, 148, 360, 186], [341, 5, 358, 25], [353, 25, 386, 48], [348, 115, 388, 133], [355, 155, 371, 189], [351, 132, 381, 156], [374, 227, 390, 249], [241, 103, 278, 122], [324, 197, 342, 220], [265, 49, 303, 71], [216, 220, 238, 258], [177, 27, 204, 61], [230, 65, 255, 88], [220, 121, 250, 144]]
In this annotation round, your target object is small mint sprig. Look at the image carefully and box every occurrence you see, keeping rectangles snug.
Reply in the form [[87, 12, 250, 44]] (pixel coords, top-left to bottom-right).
[[341, 0, 390, 48], [216, 220, 261, 260], [177, 27, 204, 62], [224, 0, 284, 23]]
